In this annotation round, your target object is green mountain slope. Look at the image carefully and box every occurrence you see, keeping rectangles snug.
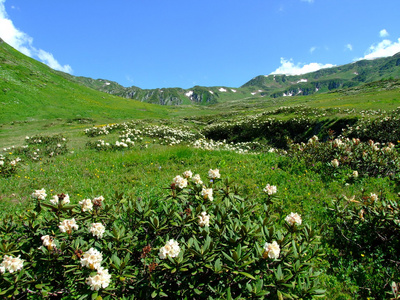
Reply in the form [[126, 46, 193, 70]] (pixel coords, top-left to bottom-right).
[[0, 38, 169, 123], [242, 53, 400, 97]]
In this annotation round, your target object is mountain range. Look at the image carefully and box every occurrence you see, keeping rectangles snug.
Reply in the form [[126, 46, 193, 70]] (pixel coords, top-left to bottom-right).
[[1, 37, 400, 108]]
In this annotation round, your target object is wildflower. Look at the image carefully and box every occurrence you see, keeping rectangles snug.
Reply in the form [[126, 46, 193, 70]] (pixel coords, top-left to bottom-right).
[[59, 218, 79, 234], [79, 198, 93, 212], [173, 175, 188, 189], [192, 174, 203, 185], [32, 188, 47, 200], [370, 193, 378, 201], [198, 211, 210, 227], [41, 235, 56, 250], [50, 193, 70, 205], [81, 248, 103, 270], [263, 184, 277, 195], [331, 159, 339, 168], [201, 187, 213, 201], [86, 267, 112, 291], [183, 170, 193, 178], [93, 196, 105, 207], [208, 168, 220, 179], [263, 241, 280, 259], [159, 239, 181, 259], [352, 171, 359, 178], [0, 255, 24, 273], [285, 212, 302, 226], [90, 223, 105, 239]]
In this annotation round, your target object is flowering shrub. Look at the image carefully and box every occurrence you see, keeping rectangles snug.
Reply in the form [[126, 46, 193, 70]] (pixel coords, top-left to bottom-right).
[[287, 133, 400, 180], [0, 154, 21, 177], [0, 170, 325, 299], [325, 192, 400, 299]]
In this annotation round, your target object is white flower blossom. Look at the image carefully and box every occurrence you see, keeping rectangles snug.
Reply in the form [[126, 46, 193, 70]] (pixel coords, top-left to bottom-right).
[[285, 212, 302, 226], [32, 188, 47, 200], [352, 171, 359, 178], [79, 199, 93, 212], [263, 184, 277, 195], [41, 235, 56, 250], [173, 175, 188, 189], [81, 248, 103, 270], [182, 170, 193, 178], [50, 194, 70, 205], [208, 168, 220, 179], [201, 187, 213, 201], [331, 159, 339, 168], [198, 211, 210, 227], [263, 241, 280, 259], [59, 218, 79, 234], [86, 267, 111, 291], [159, 239, 181, 259], [192, 174, 203, 185], [90, 223, 105, 239], [0, 255, 24, 273], [370, 193, 378, 201]]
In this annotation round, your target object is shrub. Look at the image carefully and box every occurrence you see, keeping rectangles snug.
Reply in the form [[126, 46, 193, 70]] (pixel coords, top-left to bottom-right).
[[0, 170, 325, 299]]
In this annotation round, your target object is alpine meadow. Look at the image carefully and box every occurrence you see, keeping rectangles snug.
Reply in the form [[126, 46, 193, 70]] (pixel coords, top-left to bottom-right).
[[1, 36, 400, 300]]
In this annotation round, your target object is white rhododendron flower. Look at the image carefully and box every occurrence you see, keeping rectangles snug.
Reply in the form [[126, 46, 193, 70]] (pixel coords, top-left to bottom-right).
[[86, 267, 111, 291], [90, 223, 105, 239], [263, 184, 277, 195], [59, 218, 79, 234], [263, 241, 280, 259], [79, 199, 93, 212], [159, 239, 181, 259], [41, 235, 56, 250], [81, 248, 103, 270], [201, 187, 213, 201], [208, 168, 220, 179], [32, 188, 47, 200], [50, 194, 70, 205], [182, 170, 193, 178], [370, 193, 378, 201], [285, 212, 302, 226], [173, 175, 188, 189], [352, 171, 359, 178], [331, 159, 339, 168], [192, 174, 203, 185], [93, 196, 105, 207], [198, 211, 210, 227], [0, 255, 24, 273]]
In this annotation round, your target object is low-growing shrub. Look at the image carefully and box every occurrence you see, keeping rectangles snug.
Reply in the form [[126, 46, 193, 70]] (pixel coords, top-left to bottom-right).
[[0, 170, 325, 299]]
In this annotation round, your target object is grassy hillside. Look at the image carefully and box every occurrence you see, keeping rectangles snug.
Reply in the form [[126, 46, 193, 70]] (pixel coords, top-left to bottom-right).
[[0, 39, 171, 123]]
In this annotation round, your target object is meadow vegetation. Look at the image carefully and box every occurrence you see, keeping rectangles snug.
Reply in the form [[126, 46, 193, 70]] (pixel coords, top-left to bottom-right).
[[1, 97, 400, 299]]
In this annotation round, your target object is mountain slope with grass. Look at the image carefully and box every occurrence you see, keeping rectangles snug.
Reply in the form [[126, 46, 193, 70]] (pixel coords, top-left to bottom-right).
[[0, 38, 170, 123]]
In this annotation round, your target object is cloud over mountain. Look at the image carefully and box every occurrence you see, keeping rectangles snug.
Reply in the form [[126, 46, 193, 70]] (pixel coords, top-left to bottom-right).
[[0, 0, 72, 73], [270, 58, 335, 76]]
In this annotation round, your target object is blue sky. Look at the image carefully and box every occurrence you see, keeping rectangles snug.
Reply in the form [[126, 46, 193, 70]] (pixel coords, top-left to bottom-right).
[[1, 0, 400, 89]]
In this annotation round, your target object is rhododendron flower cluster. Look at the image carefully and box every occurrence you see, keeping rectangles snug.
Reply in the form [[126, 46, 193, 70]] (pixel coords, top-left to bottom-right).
[[50, 193, 70, 205], [0, 255, 24, 274], [263, 184, 277, 195], [81, 248, 103, 270], [331, 159, 339, 168], [192, 174, 203, 185], [59, 218, 79, 234], [90, 223, 106, 239], [285, 212, 302, 226], [263, 241, 280, 259], [198, 211, 210, 227], [79, 198, 93, 212], [183, 170, 193, 178], [173, 175, 188, 189], [201, 187, 213, 201], [32, 188, 47, 200], [159, 239, 181, 259], [86, 267, 112, 291], [208, 168, 220, 179], [41, 235, 56, 250]]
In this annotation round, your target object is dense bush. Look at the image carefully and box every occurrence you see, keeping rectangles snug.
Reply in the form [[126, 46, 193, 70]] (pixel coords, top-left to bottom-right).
[[0, 170, 325, 299], [325, 191, 400, 299]]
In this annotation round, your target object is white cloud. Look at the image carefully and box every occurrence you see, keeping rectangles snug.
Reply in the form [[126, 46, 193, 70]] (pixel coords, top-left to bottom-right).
[[379, 29, 389, 38], [0, 0, 72, 73], [270, 58, 335, 76], [301, 0, 314, 3], [310, 46, 316, 54], [345, 44, 353, 51], [359, 38, 400, 60]]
